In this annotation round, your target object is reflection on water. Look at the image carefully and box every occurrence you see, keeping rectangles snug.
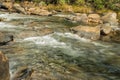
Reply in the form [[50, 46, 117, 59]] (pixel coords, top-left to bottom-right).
[[0, 12, 120, 80]]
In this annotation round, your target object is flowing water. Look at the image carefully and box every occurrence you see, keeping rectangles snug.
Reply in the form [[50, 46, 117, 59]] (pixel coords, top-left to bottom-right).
[[0, 12, 120, 80]]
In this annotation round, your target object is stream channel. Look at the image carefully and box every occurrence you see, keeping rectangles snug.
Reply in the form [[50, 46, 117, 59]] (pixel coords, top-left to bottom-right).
[[0, 12, 120, 80]]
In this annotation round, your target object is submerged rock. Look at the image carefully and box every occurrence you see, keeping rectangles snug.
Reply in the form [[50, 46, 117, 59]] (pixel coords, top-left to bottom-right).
[[11, 66, 34, 80], [71, 26, 100, 40], [37, 27, 54, 36], [17, 27, 53, 39], [0, 32, 13, 45], [0, 51, 10, 80]]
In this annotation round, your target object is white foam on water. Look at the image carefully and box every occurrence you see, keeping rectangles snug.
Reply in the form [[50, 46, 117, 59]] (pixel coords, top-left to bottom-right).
[[23, 35, 66, 47], [0, 13, 20, 21], [0, 13, 33, 21], [55, 32, 91, 42], [92, 42, 110, 48], [23, 35, 81, 57], [114, 28, 120, 30], [0, 13, 10, 18], [54, 32, 111, 48], [22, 32, 111, 48], [0, 22, 17, 28]]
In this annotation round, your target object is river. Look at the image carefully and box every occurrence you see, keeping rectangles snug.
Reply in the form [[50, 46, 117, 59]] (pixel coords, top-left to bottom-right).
[[0, 12, 120, 80]]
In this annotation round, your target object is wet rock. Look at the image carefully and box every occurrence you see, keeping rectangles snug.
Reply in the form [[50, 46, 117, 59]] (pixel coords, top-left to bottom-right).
[[74, 13, 82, 16], [71, 26, 100, 40], [16, 30, 38, 39], [100, 23, 112, 35], [0, 32, 13, 45], [101, 12, 118, 26], [37, 27, 54, 36], [17, 28, 53, 39], [11, 66, 34, 80], [100, 30, 120, 43], [65, 13, 88, 24], [88, 14, 102, 24], [0, 51, 10, 80], [0, 17, 6, 21]]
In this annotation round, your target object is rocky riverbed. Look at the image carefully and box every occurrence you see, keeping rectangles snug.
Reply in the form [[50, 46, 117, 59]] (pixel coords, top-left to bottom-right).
[[0, 12, 120, 80]]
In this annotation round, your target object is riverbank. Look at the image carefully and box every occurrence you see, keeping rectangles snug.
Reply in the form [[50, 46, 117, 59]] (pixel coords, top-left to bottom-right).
[[0, 1, 120, 43]]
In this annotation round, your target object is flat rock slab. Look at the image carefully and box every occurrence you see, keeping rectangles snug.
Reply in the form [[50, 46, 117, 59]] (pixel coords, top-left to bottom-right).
[[71, 26, 100, 40]]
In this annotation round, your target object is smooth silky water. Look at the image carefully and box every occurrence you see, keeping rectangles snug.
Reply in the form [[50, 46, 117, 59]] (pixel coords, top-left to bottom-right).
[[0, 12, 120, 80]]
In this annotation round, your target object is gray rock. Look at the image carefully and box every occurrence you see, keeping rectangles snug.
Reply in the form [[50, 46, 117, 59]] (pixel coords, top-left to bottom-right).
[[100, 30, 120, 43], [101, 12, 118, 26], [80, 14, 88, 24], [101, 24, 112, 35]]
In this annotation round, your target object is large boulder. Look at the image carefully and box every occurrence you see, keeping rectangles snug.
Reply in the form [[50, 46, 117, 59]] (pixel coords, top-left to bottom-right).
[[71, 26, 100, 40], [80, 14, 88, 24], [100, 30, 120, 43], [88, 14, 102, 24], [0, 51, 10, 80], [65, 13, 88, 24], [100, 23, 112, 35], [65, 13, 101, 25], [101, 12, 118, 26]]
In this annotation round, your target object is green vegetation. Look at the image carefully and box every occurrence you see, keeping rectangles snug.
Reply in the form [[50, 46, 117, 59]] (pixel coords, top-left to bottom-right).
[[15, 0, 120, 12]]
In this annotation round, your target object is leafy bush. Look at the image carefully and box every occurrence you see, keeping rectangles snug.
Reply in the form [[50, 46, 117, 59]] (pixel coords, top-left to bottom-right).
[[58, 0, 66, 4], [75, 0, 85, 5]]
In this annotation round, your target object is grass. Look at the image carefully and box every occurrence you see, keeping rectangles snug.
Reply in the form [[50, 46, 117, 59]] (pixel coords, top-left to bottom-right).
[[47, 4, 92, 13], [95, 8, 114, 14], [72, 5, 92, 13]]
